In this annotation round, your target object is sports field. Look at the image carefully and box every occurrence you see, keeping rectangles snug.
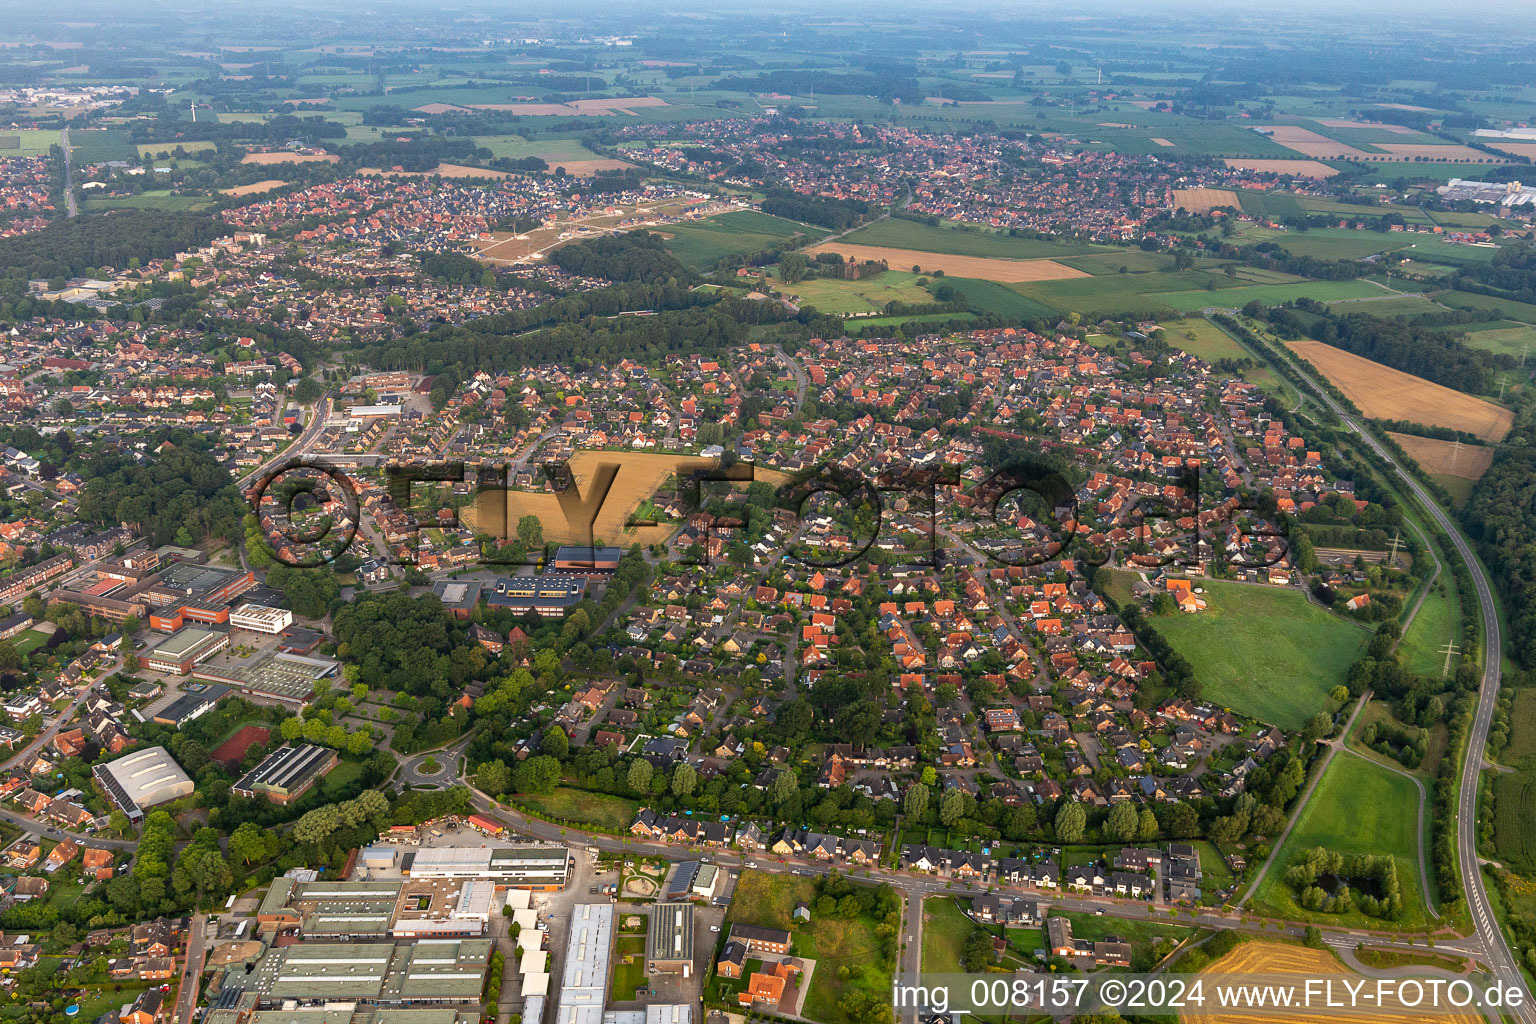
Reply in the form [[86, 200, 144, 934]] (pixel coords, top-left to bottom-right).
[[802, 242, 1088, 283], [1153, 578, 1367, 729], [1286, 340, 1513, 441]]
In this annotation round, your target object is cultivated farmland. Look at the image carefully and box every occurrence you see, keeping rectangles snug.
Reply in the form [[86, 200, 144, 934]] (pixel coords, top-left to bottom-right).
[[1386, 432, 1494, 481], [801, 242, 1089, 283], [1171, 187, 1240, 214], [1222, 158, 1339, 178], [241, 151, 340, 164], [1286, 340, 1514, 441], [1190, 940, 1480, 1023]]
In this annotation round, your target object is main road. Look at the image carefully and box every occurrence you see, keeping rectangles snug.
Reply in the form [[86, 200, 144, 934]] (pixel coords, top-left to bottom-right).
[[1214, 313, 1533, 1021]]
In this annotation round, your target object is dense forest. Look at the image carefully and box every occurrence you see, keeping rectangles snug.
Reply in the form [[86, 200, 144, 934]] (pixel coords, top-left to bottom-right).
[[760, 188, 871, 230], [1448, 241, 1536, 306], [74, 432, 247, 548], [548, 230, 689, 283], [1463, 397, 1536, 666], [0, 209, 222, 281]]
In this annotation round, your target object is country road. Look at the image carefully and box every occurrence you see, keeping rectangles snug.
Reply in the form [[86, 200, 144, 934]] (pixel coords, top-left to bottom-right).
[[1213, 313, 1534, 1021]]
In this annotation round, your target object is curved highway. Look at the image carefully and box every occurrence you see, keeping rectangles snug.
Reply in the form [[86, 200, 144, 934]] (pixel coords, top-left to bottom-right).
[[1215, 314, 1533, 1020]]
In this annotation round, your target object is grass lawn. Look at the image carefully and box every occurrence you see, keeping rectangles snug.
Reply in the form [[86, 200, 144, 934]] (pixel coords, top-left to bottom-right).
[[1154, 579, 1368, 729], [1325, 295, 1446, 317], [1432, 289, 1536, 323], [515, 786, 639, 830], [318, 759, 364, 798], [921, 896, 977, 973], [13, 628, 50, 655], [1458, 323, 1536, 358], [81, 191, 216, 213], [1399, 577, 1461, 678], [1154, 278, 1385, 313], [1254, 753, 1428, 929], [664, 210, 816, 271], [610, 934, 648, 1001], [726, 870, 891, 1024], [1159, 319, 1250, 363], [837, 218, 1104, 259], [784, 269, 936, 315], [0, 129, 62, 155]]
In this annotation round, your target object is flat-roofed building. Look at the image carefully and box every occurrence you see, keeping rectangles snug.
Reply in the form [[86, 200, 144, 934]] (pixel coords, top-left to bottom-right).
[[92, 746, 192, 822], [400, 843, 569, 890], [646, 903, 694, 976], [554, 904, 611, 1024], [485, 576, 584, 618], [552, 546, 622, 576], [191, 650, 338, 708], [144, 626, 230, 675], [143, 563, 255, 632], [234, 744, 338, 804], [245, 937, 490, 1007], [230, 603, 295, 634]]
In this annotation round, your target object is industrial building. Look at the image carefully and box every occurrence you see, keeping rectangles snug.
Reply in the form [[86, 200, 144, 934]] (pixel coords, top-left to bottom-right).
[[233, 744, 338, 804], [229, 603, 295, 634], [1435, 178, 1536, 207], [554, 903, 611, 1024], [484, 575, 585, 617], [143, 626, 230, 675], [400, 843, 570, 889], [92, 746, 193, 822], [240, 938, 492, 1008], [646, 903, 695, 976], [256, 876, 495, 940]]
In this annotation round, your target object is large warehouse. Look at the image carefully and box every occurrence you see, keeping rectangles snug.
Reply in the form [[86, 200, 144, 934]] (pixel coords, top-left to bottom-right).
[[92, 746, 193, 822], [400, 843, 570, 890]]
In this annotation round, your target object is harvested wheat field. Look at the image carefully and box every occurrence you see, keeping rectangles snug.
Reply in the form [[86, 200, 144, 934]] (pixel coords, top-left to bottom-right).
[[241, 151, 339, 165], [1368, 143, 1507, 162], [1287, 340, 1513, 441], [1386, 432, 1496, 480], [221, 179, 288, 196], [802, 242, 1089, 283], [1487, 143, 1536, 160], [463, 450, 790, 547], [1151, 137, 1175, 147], [1188, 941, 1481, 1024], [1259, 125, 1372, 159], [1172, 188, 1240, 214], [1224, 158, 1339, 178]]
